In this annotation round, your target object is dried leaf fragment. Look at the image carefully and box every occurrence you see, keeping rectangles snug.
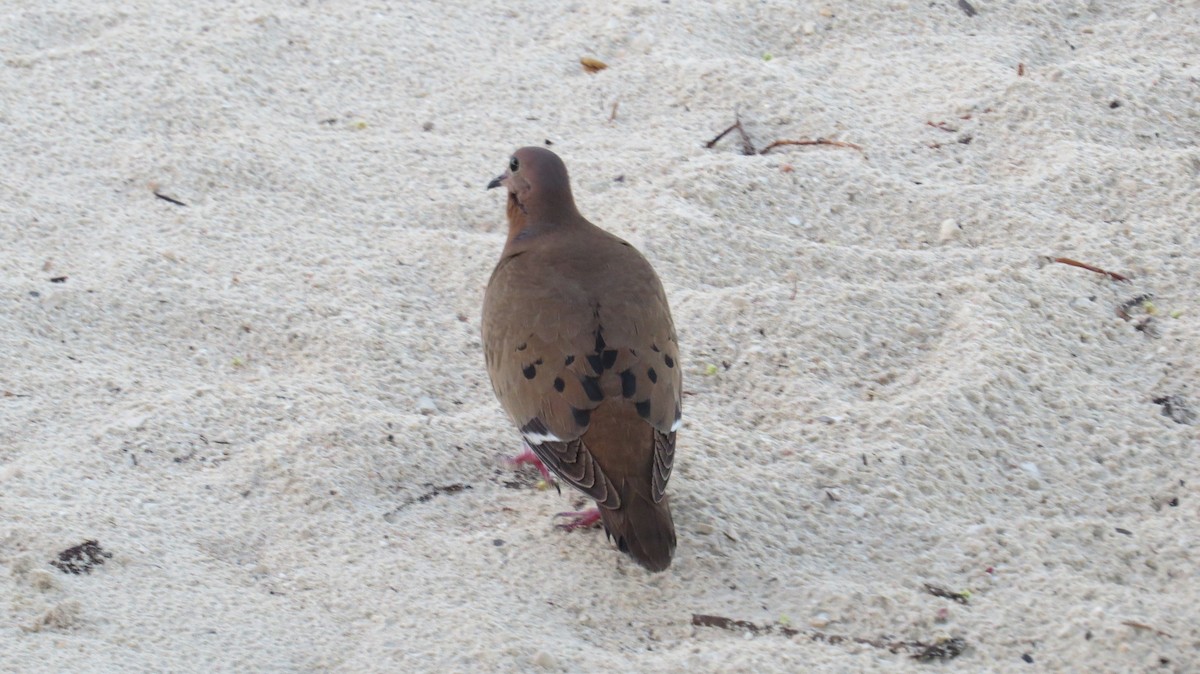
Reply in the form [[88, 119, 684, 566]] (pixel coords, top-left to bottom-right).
[[580, 57, 608, 73]]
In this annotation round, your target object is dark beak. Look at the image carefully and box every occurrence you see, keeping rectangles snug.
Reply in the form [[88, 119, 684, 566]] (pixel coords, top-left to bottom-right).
[[486, 174, 506, 190]]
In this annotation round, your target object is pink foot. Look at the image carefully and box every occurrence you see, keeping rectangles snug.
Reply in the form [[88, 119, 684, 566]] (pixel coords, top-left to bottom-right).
[[507, 445, 558, 491], [555, 508, 601, 532]]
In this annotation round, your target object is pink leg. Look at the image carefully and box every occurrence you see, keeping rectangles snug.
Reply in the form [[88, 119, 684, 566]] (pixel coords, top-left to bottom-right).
[[508, 444, 558, 491], [555, 508, 601, 531]]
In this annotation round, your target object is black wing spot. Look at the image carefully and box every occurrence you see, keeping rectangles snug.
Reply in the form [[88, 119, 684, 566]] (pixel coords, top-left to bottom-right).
[[602, 349, 618, 370], [587, 354, 604, 374], [553, 377, 565, 392], [635, 399, 652, 419], [651, 343, 660, 352], [522, 364, 537, 379], [620, 370, 636, 398], [594, 331, 606, 353], [664, 354, 675, 368], [521, 417, 550, 436], [581, 377, 604, 402], [647, 367, 657, 383], [564, 354, 575, 366], [572, 407, 591, 428]]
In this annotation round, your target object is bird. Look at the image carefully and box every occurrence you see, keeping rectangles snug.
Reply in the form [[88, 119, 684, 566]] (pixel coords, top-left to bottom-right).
[[482, 147, 681, 572]]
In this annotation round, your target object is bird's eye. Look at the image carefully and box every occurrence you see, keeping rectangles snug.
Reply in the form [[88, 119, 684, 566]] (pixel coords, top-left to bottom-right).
[[509, 156, 519, 172]]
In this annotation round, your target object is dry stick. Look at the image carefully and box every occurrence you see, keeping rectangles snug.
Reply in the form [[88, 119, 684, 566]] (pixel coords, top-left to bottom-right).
[[609, 100, 619, 122], [1050, 256, 1131, 282], [760, 138, 865, 154], [704, 121, 743, 148], [1121, 620, 1173, 638], [691, 614, 965, 660], [707, 116, 863, 155], [693, 614, 781, 635], [704, 116, 757, 154], [734, 120, 756, 155], [154, 191, 188, 207], [924, 583, 970, 605]]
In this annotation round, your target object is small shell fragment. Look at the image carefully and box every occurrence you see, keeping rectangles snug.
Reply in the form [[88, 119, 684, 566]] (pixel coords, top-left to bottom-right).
[[580, 57, 608, 73]]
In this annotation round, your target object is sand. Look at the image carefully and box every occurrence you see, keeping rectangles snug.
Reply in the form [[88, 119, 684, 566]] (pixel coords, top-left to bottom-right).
[[2, 0, 1198, 671]]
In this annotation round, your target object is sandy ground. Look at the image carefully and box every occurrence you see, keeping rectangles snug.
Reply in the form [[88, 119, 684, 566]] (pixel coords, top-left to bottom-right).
[[2, 1, 1198, 671]]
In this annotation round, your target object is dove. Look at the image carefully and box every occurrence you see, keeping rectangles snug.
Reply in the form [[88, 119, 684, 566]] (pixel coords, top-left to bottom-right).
[[482, 147, 681, 572]]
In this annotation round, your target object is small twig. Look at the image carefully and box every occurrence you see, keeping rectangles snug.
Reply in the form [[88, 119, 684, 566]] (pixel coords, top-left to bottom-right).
[[735, 120, 756, 155], [609, 100, 620, 122], [927, 120, 958, 133], [924, 583, 970, 605], [383, 483, 473, 521], [1121, 620, 1173, 638], [704, 115, 756, 154], [693, 614, 783, 635], [760, 138, 864, 154], [957, 0, 978, 17], [704, 120, 744, 149], [692, 614, 965, 660], [1050, 256, 1131, 282], [707, 114, 863, 156], [154, 191, 188, 207]]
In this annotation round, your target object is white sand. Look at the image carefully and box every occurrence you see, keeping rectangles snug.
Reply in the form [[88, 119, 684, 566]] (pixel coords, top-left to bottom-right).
[[2, 1, 1197, 671]]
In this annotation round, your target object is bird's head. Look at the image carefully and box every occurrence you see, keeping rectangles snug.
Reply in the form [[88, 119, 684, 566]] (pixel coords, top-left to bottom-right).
[[488, 147, 581, 241]]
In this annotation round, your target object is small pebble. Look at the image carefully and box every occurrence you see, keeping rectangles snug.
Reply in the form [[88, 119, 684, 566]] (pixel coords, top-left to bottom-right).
[[416, 397, 438, 415], [939, 218, 961, 242]]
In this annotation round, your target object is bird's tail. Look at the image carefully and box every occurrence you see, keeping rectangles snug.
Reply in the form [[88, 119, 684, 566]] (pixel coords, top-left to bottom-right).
[[599, 492, 676, 572]]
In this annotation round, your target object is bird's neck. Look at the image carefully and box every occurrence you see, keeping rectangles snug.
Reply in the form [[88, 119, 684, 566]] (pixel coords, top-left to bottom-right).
[[504, 194, 586, 250]]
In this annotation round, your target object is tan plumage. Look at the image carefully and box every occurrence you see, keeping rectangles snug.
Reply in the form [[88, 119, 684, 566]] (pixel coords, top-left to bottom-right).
[[482, 147, 681, 571]]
